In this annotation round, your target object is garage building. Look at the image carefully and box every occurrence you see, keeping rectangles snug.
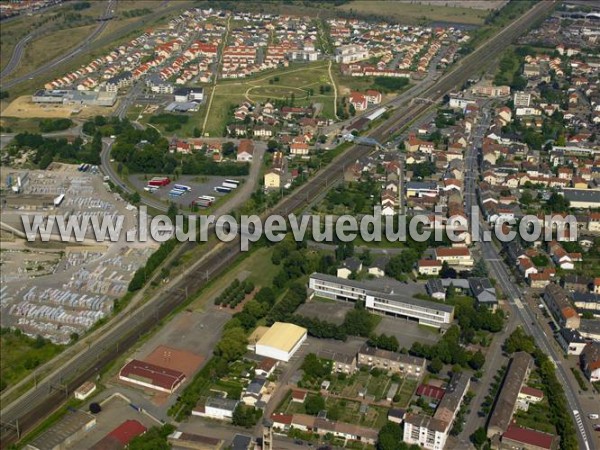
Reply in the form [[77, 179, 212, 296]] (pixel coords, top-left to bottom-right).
[[255, 322, 307, 362]]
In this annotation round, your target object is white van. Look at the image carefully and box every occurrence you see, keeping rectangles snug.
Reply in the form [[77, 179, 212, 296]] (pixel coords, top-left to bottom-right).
[[589, 414, 599, 420]]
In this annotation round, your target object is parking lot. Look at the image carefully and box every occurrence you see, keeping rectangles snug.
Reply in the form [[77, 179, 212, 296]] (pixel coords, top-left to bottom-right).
[[375, 316, 441, 349], [296, 299, 354, 326], [74, 394, 160, 449], [128, 174, 245, 208]]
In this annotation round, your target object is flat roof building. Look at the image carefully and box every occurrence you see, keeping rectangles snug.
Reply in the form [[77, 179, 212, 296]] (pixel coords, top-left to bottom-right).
[[309, 273, 454, 328], [255, 322, 307, 362]]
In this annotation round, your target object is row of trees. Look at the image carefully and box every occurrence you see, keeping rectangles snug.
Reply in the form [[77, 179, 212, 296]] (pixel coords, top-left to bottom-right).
[[128, 239, 178, 291], [214, 279, 254, 308]]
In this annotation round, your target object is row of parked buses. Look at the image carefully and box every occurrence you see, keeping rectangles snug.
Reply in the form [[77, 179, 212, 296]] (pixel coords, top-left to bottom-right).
[[214, 179, 240, 194], [141, 177, 240, 206]]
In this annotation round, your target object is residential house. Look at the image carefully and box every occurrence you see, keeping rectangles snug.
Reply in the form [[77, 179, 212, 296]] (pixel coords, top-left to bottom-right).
[[237, 140, 254, 162], [580, 343, 600, 382], [358, 344, 425, 379], [543, 284, 580, 329]]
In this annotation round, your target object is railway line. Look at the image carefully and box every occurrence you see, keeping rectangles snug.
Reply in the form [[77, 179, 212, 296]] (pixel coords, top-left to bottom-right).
[[0, 1, 555, 446]]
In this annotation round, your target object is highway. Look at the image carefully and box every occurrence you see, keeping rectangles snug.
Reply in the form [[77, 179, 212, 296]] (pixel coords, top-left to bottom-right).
[[0, 1, 557, 446], [1, 0, 194, 90], [1, 0, 115, 88], [460, 112, 595, 449]]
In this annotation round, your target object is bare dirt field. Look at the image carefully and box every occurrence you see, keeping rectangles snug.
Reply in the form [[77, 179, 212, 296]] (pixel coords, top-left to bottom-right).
[[2, 95, 118, 119], [143, 344, 204, 380]]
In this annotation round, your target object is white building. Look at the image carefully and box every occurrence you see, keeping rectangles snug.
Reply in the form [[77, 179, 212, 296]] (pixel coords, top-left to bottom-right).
[[334, 44, 369, 63], [308, 273, 454, 328], [192, 397, 239, 421], [255, 322, 307, 362]]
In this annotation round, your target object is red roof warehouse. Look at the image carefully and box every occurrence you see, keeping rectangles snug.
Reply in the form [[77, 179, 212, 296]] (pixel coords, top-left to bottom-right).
[[90, 420, 147, 450], [119, 359, 186, 393]]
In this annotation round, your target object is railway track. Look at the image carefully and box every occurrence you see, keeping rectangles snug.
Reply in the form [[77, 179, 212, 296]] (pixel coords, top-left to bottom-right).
[[0, 1, 555, 445]]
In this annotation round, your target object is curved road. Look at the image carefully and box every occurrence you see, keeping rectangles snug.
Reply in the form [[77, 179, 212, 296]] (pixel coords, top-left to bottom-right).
[[1, 0, 115, 87], [0, 2, 570, 447]]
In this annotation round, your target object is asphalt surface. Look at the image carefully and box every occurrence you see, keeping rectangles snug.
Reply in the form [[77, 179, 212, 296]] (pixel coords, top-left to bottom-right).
[[0, 0, 115, 89], [0, 1, 558, 446]]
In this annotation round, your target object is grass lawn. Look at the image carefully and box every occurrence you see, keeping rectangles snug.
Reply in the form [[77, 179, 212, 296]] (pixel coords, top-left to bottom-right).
[[0, 117, 46, 133], [201, 62, 336, 137], [395, 378, 418, 407], [514, 400, 556, 435], [336, 1, 488, 25], [187, 246, 277, 311], [0, 331, 63, 392], [277, 393, 389, 429]]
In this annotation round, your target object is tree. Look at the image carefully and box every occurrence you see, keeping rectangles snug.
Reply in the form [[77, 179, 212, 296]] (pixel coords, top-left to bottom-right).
[[215, 327, 247, 362], [504, 327, 535, 354], [89, 403, 102, 414], [469, 350, 486, 371], [470, 427, 488, 449], [222, 141, 236, 157], [429, 357, 443, 374], [232, 404, 261, 427], [301, 353, 332, 380], [471, 259, 488, 278], [520, 189, 533, 206], [267, 140, 279, 152], [305, 394, 325, 415], [343, 307, 376, 337], [129, 424, 174, 450]]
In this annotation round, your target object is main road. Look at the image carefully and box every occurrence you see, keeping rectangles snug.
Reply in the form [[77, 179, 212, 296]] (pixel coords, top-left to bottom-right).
[[0, 1, 557, 446], [1, 0, 115, 86], [460, 112, 595, 449]]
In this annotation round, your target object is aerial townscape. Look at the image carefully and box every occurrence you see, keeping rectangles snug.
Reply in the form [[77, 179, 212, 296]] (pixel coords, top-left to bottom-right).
[[1, 1, 600, 450]]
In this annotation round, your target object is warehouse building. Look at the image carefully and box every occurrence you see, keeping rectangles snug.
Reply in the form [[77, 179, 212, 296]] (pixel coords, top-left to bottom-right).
[[255, 322, 307, 362], [308, 273, 454, 328], [25, 409, 96, 450], [119, 359, 186, 394]]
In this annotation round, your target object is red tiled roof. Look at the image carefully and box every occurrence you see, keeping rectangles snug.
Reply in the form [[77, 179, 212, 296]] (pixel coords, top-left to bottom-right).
[[291, 389, 307, 400], [418, 259, 442, 268], [503, 424, 555, 449], [520, 386, 544, 399], [435, 247, 470, 257], [416, 384, 445, 401], [119, 359, 185, 391], [109, 420, 147, 445]]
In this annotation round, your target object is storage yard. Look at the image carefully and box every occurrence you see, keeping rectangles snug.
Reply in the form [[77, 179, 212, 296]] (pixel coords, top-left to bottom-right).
[[0, 164, 157, 344]]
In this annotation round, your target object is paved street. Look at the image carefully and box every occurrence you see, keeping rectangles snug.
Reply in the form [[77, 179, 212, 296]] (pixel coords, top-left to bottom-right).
[[458, 103, 597, 450]]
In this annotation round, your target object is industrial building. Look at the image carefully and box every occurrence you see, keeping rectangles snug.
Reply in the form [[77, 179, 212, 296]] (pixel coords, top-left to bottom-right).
[[119, 359, 186, 394], [32, 89, 117, 107], [308, 273, 454, 328], [255, 322, 307, 362], [167, 431, 224, 449], [25, 409, 96, 450]]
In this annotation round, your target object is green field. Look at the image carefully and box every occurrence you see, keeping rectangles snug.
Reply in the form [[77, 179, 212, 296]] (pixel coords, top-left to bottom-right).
[[201, 62, 336, 137], [337, 1, 488, 25], [0, 329, 63, 392]]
